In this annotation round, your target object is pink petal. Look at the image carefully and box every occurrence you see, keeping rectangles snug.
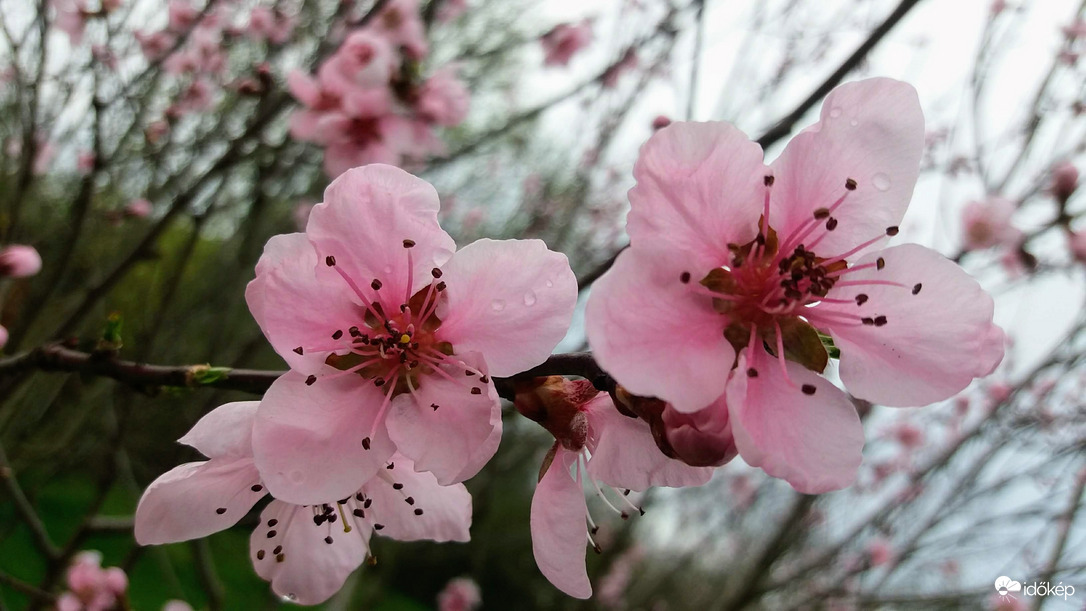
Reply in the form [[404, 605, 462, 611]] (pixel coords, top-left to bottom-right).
[[177, 401, 258, 459], [436, 239, 577, 377], [585, 249, 734, 412], [821, 243, 1005, 406], [134, 458, 263, 545], [362, 457, 472, 542], [768, 78, 924, 260], [245, 233, 362, 375], [250, 500, 369, 605], [286, 70, 321, 107], [530, 450, 591, 599], [584, 395, 713, 491], [386, 352, 502, 485], [627, 121, 765, 273], [306, 165, 456, 315], [252, 372, 394, 505], [726, 353, 864, 494]]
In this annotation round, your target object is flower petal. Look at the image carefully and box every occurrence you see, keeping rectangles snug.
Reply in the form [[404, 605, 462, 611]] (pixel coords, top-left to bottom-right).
[[585, 395, 713, 491], [363, 457, 472, 542], [250, 500, 370, 606], [436, 239, 577, 377], [306, 165, 456, 315], [726, 353, 864, 494], [245, 233, 363, 375], [585, 248, 733, 412], [628, 121, 765, 272], [821, 243, 1005, 407], [178, 401, 258, 459], [135, 458, 263, 545], [530, 450, 591, 599], [768, 78, 925, 260], [386, 352, 501, 485], [252, 372, 395, 505]]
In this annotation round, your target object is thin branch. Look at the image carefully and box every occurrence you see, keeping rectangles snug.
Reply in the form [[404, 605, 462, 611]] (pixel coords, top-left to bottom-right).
[[0, 442, 59, 560]]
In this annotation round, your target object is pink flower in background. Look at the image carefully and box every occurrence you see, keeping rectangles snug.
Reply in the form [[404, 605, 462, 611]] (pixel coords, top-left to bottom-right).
[[286, 70, 345, 141], [586, 78, 1004, 494], [168, 0, 199, 32], [136, 400, 472, 605], [125, 198, 153, 219], [438, 0, 469, 23], [52, 0, 87, 45], [32, 138, 56, 175], [56, 551, 127, 611], [541, 21, 593, 66], [0, 325, 8, 349], [135, 30, 177, 60], [1070, 230, 1086, 263], [0, 245, 42, 278], [77, 151, 95, 174], [245, 165, 577, 504], [866, 537, 894, 567], [1051, 160, 1079, 201], [318, 31, 397, 95], [416, 67, 471, 127], [518, 378, 712, 598], [437, 577, 482, 611], [248, 6, 295, 44], [961, 197, 1020, 251], [652, 115, 671, 130], [374, 0, 429, 60]]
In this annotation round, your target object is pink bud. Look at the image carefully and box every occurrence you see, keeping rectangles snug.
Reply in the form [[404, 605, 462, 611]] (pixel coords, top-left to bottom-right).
[[1070, 230, 1086, 264], [0, 245, 42, 278], [0, 325, 8, 349], [662, 404, 738, 467], [652, 115, 671, 130], [103, 567, 127, 594], [437, 577, 481, 611], [125, 198, 153, 219], [1052, 161, 1079, 201]]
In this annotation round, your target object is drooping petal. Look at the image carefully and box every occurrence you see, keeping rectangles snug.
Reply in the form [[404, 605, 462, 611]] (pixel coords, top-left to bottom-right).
[[585, 248, 733, 412], [726, 353, 864, 494], [363, 458, 472, 542], [386, 352, 501, 485], [252, 372, 394, 505], [245, 233, 363, 375], [135, 458, 263, 545], [177, 401, 258, 459], [436, 239, 577, 377], [306, 165, 456, 314], [820, 243, 1005, 407], [661, 398, 739, 468], [627, 121, 765, 273], [530, 450, 591, 599], [250, 500, 370, 606], [584, 395, 713, 491], [768, 78, 925, 260]]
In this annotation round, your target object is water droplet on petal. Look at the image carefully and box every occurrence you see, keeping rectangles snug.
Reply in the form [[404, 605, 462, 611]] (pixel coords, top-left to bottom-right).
[[829, 107, 843, 118], [523, 290, 537, 306], [872, 173, 891, 191], [491, 299, 506, 311], [849, 118, 859, 127], [384, 265, 394, 275], [545, 280, 554, 288]]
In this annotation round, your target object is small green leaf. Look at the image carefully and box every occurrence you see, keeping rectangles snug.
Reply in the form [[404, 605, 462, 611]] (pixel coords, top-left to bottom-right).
[[188, 365, 231, 386]]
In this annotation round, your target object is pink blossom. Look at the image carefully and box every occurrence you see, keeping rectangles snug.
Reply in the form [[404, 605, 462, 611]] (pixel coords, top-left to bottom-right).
[[961, 198, 1020, 251], [248, 6, 295, 45], [988, 592, 1027, 611], [866, 537, 894, 567], [56, 551, 128, 611], [374, 0, 429, 60], [416, 67, 471, 127], [887, 421, 924, 449], [519, 378, 711, 598], [438, 0, 469, 23], [1051, 160, 1078, 201], [1063, 19, 1086, 40], [0, 245, 42, 278], [244, 165, 577, 504], [52, 0, 87, 45], [1070, 230, 1086, 263], [286, 70, 344, 142], [437, 577, 481, 611], [990, 0, 1007, 15], [135, 30, 177, 61], [32, 139, 56, 175], [136, 400, 472, 605], [541, 21, 593, 67], [652, 115, 672, 130], [125, 198, 153, 218], [168, 0, 199, 31], [77, 151, 95, 174], [0, 325, 7, 349], [585, 79, 1004, 494], [317, 31, 397, 96]]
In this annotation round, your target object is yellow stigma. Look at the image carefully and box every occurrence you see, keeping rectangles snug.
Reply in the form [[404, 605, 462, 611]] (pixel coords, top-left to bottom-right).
[[399, 334, 411, 344]]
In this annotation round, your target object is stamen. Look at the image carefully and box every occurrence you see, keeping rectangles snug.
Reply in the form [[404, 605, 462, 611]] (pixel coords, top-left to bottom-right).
[[772, 320, 795, 387], [329, 264, 384, 321], [404, 239, 415, 307]]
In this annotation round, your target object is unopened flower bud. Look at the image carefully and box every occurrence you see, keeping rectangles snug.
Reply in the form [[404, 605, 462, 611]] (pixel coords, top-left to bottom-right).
[[652, 115, 671, 130], [0, 245, 42, 278], [1052, 161, 1079, 202]]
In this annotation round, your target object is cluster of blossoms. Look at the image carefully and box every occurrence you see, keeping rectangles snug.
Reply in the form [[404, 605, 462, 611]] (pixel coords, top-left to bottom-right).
[[0, 244, 42, 348], [136, 78, 1005, 603], [56, 551, 128, 611], [287, 0, 470, 177]]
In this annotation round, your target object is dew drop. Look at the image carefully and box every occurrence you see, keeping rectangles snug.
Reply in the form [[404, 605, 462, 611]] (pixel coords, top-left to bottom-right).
[[545, 279, 554, 288], [383, 265, 394, 275], [849, 118, 859, 127], [872, 173, 891, 191], [491, 299, 506, 311], [523, 291, 537, 306], [829, 107, 843, 118]]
